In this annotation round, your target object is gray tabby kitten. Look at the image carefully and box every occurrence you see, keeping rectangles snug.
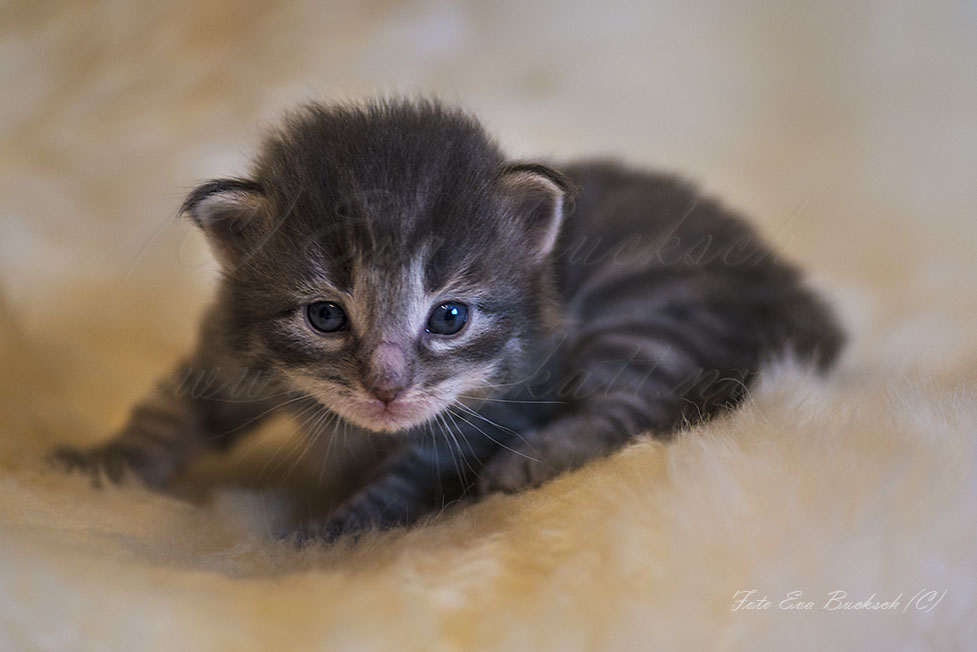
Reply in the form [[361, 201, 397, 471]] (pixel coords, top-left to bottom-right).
[[54, 99, 843, 541]]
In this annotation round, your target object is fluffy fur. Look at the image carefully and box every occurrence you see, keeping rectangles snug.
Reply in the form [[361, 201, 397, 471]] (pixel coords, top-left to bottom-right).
[[2, 1, 976, 649]]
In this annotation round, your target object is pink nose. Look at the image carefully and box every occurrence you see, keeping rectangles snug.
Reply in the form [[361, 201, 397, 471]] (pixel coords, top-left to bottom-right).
[[365, 343, 410, 404], [369, 383, 404, 404]]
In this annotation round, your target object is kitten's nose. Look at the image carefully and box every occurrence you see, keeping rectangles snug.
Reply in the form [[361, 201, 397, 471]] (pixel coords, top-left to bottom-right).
[[369, 384, 404, 404], [365, 342, 412, 405]]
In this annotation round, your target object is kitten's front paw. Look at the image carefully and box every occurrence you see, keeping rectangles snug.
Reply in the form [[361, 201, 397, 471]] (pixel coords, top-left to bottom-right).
[[49, 444, 127, 486], [287, 482, 423, 545], [48, 442, 168, 488], [478, 448, 557, 495], [289, 517, 348, 546], [288, 497, 382, 546]]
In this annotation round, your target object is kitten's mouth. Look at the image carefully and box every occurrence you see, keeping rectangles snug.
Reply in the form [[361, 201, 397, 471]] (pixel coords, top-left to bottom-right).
[[345, 397, 435, 433]]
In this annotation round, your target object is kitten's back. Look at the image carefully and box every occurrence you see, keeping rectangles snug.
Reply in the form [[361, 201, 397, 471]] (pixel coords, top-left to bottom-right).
[[542, 161, 842, 429]]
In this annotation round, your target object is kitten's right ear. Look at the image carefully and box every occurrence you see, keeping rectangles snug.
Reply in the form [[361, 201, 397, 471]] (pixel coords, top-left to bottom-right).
[[181, 179, 268, 267]]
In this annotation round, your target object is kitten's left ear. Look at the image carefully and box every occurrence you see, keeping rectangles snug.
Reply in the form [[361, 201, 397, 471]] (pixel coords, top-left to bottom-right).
[[498, 163, 575, 264], [180, 178, 269, 268]]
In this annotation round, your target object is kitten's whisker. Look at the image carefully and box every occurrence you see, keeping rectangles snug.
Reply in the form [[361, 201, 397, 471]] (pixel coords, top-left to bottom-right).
[[461, 378, 530, 390], [456, 394, 566, 405], [430, 415, 451, 490], [284, 408, 336, 482], [193, 387, 296, 404], [439, 412, 479, 480], [258, 431, 305, 481], [207, 393, 311, 443], [443, 409, 484, 476], [433, 414, 464, 487], [237, 398, 319, 467], [259, 402, 326, 480], [450, 400, 535, 450], [283, 406, 337, 481], [447, 407, 540, 464], [318, 412, 341, 486]]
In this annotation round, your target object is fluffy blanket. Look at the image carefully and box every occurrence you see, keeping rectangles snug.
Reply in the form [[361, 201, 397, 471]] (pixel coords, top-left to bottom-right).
[[2, 1, 975, 649]]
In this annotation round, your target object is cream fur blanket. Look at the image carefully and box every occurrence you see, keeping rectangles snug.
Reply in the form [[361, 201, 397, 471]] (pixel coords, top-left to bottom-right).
[[2, 1, 975, 650]]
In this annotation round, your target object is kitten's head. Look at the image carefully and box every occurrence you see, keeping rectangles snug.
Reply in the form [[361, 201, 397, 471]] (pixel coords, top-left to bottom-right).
[[182, 99, 570, 433]]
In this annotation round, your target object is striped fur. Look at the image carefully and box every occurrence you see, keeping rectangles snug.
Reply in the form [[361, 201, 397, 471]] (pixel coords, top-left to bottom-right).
[[53, 99, 843, 540]]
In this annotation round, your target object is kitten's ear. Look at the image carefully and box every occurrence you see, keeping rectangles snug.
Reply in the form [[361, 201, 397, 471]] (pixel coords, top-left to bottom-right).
[[180, 179, 269, 267], [498, 163, 574, 264]]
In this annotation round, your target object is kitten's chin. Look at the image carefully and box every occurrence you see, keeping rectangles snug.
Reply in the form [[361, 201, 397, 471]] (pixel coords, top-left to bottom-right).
[[338, 398, 437, 434]]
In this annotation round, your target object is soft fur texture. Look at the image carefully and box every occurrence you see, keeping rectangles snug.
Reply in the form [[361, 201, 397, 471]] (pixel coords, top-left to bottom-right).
[[2, 1, 976, 650]]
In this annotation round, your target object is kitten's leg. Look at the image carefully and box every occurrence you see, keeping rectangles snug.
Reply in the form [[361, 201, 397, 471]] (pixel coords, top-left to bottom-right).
[[293, 412, 516, 541], [52, 353, 287, 487]]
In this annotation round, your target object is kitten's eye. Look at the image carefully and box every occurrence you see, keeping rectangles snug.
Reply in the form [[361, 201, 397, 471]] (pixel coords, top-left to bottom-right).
[[427, 302, 469, 335], [306, 301, 348, 333]]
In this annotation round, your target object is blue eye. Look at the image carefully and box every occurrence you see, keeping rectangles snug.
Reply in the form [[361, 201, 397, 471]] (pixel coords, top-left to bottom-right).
[[307, 301, 348, 333], [427, 302, 469, 335]]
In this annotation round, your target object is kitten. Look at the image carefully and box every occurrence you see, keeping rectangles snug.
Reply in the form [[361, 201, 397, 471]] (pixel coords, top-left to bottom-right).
[[54, 99, 843, 541]]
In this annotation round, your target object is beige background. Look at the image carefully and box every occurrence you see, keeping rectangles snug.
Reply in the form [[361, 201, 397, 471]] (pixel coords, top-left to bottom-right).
[[1, 1, 976, 649]]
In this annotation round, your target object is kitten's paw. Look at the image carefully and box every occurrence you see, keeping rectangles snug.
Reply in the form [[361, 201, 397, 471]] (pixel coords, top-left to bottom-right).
[[48, 442, 168, 488], [287, 484, 421, 545], [49, 444, 126, 487], [289, 517, 348, 546], [478, 449, 557, 494], [288, 498, 380, 546]]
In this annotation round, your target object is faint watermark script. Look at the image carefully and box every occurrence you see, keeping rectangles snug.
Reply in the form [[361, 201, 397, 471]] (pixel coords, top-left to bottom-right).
[[125, 183, 810, 284], [731, 589, 947, 614]]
